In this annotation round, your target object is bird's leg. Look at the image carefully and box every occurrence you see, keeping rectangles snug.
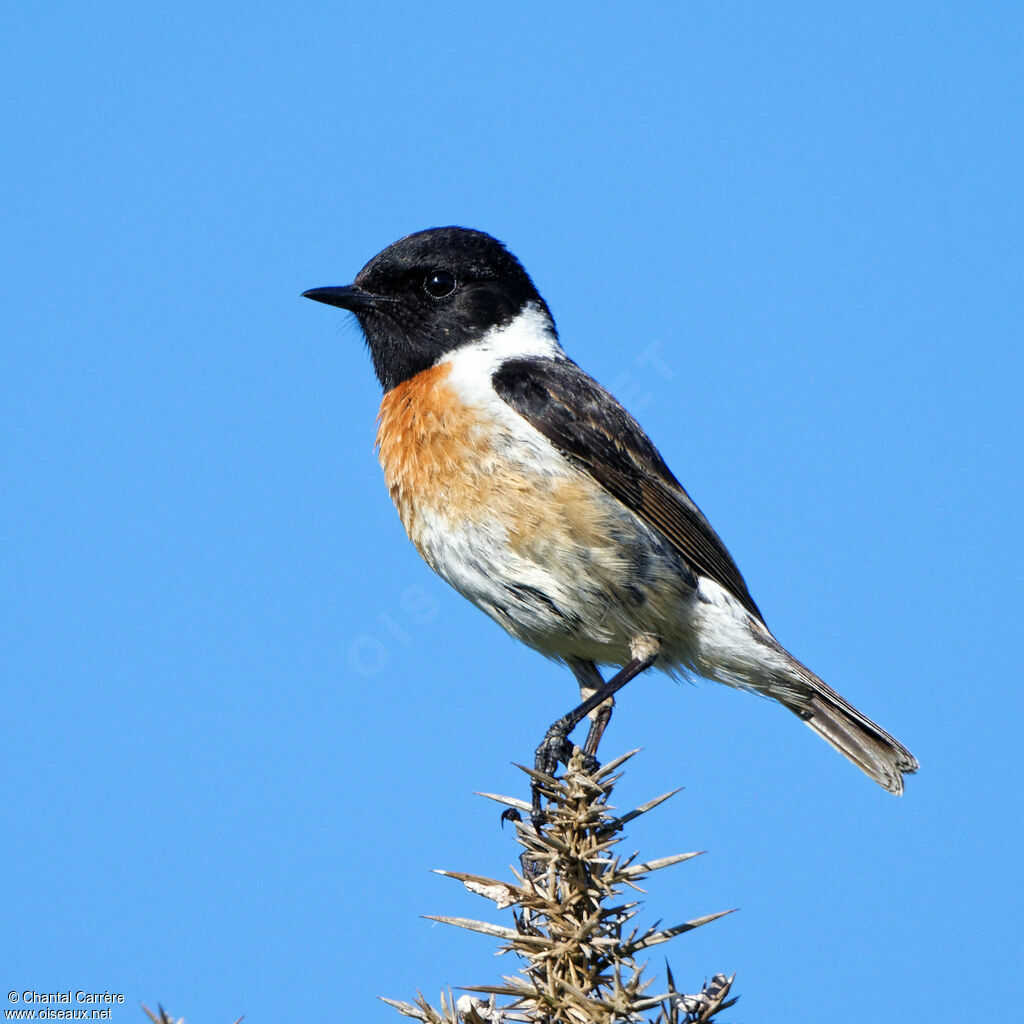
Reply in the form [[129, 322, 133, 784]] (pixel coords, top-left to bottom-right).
[[532, 637, 660, 826], [581, 696, 613, 764], [566, 659, 610, 772], [533, 656, 651, 778]]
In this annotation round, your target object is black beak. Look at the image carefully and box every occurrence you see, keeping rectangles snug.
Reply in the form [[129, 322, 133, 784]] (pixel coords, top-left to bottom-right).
[[301, 284, 379, 312]]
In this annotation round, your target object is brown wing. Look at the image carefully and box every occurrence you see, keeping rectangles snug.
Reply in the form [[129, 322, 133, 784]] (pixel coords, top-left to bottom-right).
[[492, 357, 763, 621]]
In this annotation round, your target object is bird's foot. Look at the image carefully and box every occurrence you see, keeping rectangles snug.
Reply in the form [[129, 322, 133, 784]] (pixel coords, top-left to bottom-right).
[[530, 720, 601, 828]]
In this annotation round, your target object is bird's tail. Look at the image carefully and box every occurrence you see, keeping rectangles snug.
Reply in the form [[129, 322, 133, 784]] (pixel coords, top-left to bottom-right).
[[779, 658, 919, 795]]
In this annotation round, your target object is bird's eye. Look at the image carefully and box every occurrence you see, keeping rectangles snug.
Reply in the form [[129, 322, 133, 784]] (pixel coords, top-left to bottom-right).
[[423, 270, 456, 298]]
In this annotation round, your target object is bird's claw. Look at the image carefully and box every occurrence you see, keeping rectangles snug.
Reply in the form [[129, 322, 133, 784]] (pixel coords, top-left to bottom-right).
[[530, 723, 603, 829]]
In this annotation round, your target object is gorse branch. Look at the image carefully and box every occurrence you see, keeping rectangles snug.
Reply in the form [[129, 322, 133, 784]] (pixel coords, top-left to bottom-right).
[[383, 750, 737, 1024]]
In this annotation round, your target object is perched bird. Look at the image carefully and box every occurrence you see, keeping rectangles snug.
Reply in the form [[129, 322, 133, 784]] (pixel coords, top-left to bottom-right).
[[303, 227, 918, 795]]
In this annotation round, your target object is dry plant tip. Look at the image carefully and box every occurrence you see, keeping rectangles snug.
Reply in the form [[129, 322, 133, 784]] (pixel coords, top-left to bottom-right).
[[387, 751, 737, 1023]]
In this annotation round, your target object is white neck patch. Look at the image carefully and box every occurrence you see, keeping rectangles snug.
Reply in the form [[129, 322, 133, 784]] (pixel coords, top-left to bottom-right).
[[437, 303, 564, 412], [439, 303, 563, 372]]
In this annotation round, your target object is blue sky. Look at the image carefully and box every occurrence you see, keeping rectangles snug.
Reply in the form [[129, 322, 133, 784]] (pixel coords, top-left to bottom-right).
[[3, 3, 1021, 1021]]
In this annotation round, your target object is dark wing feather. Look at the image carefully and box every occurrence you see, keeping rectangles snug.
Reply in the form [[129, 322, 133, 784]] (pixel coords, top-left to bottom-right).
[[492, 357, 763, 621]]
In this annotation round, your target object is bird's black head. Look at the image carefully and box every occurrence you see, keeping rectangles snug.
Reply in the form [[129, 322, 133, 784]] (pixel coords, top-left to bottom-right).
[[303, 227, 553, 391]]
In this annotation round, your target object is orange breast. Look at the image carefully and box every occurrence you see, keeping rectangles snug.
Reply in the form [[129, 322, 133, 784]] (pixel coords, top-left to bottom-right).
[[376, 363, 491, 539], [376, 362, 617, 573]]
